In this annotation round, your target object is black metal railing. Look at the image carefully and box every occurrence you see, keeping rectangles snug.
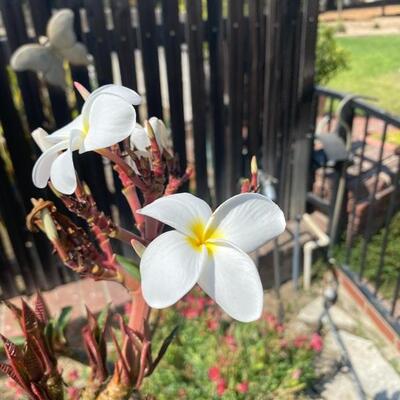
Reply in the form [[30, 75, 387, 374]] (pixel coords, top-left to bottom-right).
[[310, 86, 400, 331]]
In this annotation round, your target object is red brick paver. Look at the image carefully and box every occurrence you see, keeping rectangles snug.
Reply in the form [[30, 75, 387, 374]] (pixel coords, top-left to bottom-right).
[[0, 279, 131, 338]]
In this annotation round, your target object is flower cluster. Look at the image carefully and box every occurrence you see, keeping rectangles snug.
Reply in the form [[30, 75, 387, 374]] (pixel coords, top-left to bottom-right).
[[2, 83, 287, 399]]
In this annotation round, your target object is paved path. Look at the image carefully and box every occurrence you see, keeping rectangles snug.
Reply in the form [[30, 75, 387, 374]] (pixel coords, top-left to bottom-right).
[[0, 278, 130, 338]]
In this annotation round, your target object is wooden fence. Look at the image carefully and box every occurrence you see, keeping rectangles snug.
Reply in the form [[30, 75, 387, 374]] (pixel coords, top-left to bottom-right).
[[0, 0, 319, 299]]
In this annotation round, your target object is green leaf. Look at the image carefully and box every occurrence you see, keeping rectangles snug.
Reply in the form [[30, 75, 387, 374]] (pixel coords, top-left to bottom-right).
[[55, 306, 73, 333], [97, 304, 110, 330], [116, 255, 141, 281]]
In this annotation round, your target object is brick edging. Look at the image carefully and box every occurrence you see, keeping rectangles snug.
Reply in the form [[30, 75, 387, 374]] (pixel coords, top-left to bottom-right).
[[336, 267, 400, 352]]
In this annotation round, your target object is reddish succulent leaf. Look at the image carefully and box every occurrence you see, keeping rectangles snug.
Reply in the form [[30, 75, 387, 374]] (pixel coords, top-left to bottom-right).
[[23, 343, 44, 381], [31, 382, 51, 400], [110, 328, 130, 385], [31, 336, 55, 375], [0, 335, 32, 395], [135, 340, 150, 389], [22, 300, 41, 336], [34, 293, 50, 324], [82, 324, 108, 383], [0, 362, 20, 383], [85, 306, 98, 333]]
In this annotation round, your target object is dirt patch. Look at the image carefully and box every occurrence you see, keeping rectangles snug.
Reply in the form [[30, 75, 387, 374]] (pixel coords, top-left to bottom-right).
[[320, 5, 400, 22]]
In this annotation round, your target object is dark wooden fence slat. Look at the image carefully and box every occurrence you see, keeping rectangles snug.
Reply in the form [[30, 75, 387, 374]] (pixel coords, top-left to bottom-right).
[[161, 0, 186, 173], [0, 0, 45, 130], [0, 156, 50, 294], [226, 0, 245, 197], [207, 0, 225, 205], [83, 0, 113, 85], [137, 0, 163, 118], [185, 0, 210, 201], [277, 0, 302, 214], [289, 0, 319, 218], [110, 0, 138, 91], [248, 0, 263, 161], [27, 0, 72, 128], [0, 240, 19, 299], [0, 39, 61, 289]]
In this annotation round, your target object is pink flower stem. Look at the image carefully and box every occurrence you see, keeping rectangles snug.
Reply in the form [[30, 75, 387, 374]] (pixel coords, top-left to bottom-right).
[[123, 185, 145, 232], [96, 148, 146, 191]]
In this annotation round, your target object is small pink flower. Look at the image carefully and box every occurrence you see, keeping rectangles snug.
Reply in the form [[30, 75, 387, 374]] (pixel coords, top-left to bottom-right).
[[207, 318, 219, 331], [236, 381, 249, 393], [275, 323, 285, 334], [67, 387, 80, 400], [224, 335, 237, 351], [208, 366, 221, 382], [181, 307, 200, 319], [67, 369, 79, 381], [279, 339, 288, 349], [293, 335, 308, 348], [216, 378, 227, 396], [310, 333, 323, 352], [292, 369, 302, 380]]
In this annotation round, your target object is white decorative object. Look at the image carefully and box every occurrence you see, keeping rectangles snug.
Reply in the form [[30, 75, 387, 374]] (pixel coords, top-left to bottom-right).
[[10, 9, 89, 89]]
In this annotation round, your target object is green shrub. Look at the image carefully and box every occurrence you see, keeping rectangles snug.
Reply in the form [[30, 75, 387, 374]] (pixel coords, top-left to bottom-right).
[[315, 26, 349, 85]]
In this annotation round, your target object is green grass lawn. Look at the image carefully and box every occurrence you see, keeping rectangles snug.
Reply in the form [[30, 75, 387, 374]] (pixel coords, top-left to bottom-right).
[[327, 35, 400, 117]]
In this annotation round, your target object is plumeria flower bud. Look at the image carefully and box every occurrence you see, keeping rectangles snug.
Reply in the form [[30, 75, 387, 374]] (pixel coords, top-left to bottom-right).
[[137, 192, 285, 322], [250, 155, 258, 175], [250, 155, 258, 189], [32, 84, 141, 195], [27, 198, 59, 242], [41, 207, 59, 242], [130, 117, 171, 157], [131, 239, 146, 258], [73, 81, 90, 100]]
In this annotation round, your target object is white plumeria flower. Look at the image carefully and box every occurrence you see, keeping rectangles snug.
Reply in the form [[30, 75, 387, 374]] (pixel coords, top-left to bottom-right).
[[138, 192, 285, 322], [32, 84, 141, 194], [130, 117, 171, 157]]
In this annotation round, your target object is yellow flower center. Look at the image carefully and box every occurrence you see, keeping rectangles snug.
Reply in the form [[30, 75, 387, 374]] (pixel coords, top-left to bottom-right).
[[187, 219, 223, 254], [82, 118, 90, 137]]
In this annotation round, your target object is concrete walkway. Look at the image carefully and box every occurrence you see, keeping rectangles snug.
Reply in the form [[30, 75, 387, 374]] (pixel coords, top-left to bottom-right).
[[298, 296, 400, 400]]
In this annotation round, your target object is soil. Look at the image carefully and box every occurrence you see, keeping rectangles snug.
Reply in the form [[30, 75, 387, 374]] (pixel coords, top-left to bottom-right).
[[320, 5, 400, 36]]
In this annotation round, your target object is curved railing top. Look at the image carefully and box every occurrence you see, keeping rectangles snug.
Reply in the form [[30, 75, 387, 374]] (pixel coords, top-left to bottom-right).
[[315, 86, 400, 128]]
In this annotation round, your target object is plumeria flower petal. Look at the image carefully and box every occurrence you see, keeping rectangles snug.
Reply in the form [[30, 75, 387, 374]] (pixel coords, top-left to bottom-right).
[[32, 139, 69, 188], [149, 117, 171, 153], [31, 84, 141, 194], [87, 84, 141, 106], [205, 193, 285, 253], [198, 239, 263, 322], [138, 192, 286, 322], [137, 192, 212, 237], [130, 123, 151, 152], [140, 230, 207, 307], [82, 93, 136, 151], [31, 128, 53, 151], [49, 130, 81, 194]]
